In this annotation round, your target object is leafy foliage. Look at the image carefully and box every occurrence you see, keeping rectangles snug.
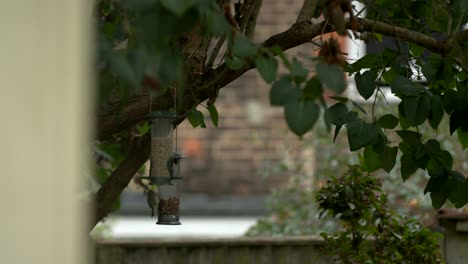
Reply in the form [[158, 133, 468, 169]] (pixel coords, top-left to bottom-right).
[[246, 109, 462, 237], [98, 0, 230, 103], [317, 166, 443, 264], [95, 0, 468, 222]]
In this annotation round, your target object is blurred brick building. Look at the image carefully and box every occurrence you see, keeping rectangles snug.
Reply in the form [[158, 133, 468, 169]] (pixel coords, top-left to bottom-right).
[[122, 0, 345, 215], [175, 0, 316, 214]]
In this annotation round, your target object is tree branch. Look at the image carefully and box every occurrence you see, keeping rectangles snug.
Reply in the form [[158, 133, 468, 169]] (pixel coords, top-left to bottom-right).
[[357, 18, 449, 55], [93, 133, 151, 228], [206, 35, 226, 70], [93, 19, 468, 228], [454, 29, 468, 44], [239, 0, 256, 34], [245, 0, 263, 39], [98, 18, 458, 141], [296, 0, 320, 23]]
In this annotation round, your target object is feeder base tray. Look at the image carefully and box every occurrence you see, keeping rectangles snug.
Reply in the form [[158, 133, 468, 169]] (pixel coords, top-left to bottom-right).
[[157, 214, 180, 225], [156, 221, 181, 225]]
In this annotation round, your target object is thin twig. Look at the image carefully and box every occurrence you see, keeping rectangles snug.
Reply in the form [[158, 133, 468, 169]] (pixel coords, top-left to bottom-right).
[[239, 0, 256, 34], [245, 0, 263, 40], [206, 35, 227, 70], [296, 0, 320, 23]]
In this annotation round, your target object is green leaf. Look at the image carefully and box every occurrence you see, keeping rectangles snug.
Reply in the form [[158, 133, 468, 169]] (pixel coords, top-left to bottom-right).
[[442, 90, 462, 114], [428, 95, 444, 129], [232, 36, 257, 58], [347, 54, 379, 73], [427, 158, 444, 178], [364, 146, 381, 172], [136, 122, 151, 135], [284, 100, 320, 137], [161, 0, 196, 16], [327, 103, 357, 126], [270, 77, 300, 106], [187, 109, 206, 128], [377, 114, 399, 129], [355, 70, 377, 100], [304, 77, 323, 99], [409, 43, 425, 57], [225, 56, 244, 70], [430, 177, 454, 209], [382, 68, 398, 84], [187, 111, 200, 127], [290, 58, 308, 83], [424, 139, 441, 156], [440, 150, 453, 168], [96, 167, 110, 185], [122, 0, 160, 9], [450, 109, 468, 134], [425, 176, 440, 194], [156, 51, 184, 88], [403, 94, 431, 126], [401, 152, 419, 181], [329, 96, 348, 103], [271, 46, 291, 69], [457, 128, 468, 149], [422, 62, 437, 83], [449, 172, 468, 208], [396, 130, 422, 144], [256, 56, 278, 83], [207, 104, 219, 127], [316, 63, 346, 94], [346, 119, 380, 151], [110, 53, 138, 87], [204, 12, 230, 35], [398, 111, 411, 130], [391, 75, 422, 96], [380, 146, 398, 173], [333, 125, 342, 143]]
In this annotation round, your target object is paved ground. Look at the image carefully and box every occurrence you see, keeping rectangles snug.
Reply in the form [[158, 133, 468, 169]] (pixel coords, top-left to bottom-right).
[[103, 216, 259, 239]]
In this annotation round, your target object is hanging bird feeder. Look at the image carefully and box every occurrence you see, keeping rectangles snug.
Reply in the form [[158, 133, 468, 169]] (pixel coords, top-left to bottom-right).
[[141, 111, 185, 225]]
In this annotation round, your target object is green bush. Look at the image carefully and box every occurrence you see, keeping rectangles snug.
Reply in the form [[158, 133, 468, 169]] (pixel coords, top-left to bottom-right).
[[246, 102, 468, 237], [317, 165, 443, 264]]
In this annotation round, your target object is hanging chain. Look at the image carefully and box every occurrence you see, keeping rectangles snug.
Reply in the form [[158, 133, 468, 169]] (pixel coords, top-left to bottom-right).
[[148, 91, 152, 113], [174, 85, 178, 153]]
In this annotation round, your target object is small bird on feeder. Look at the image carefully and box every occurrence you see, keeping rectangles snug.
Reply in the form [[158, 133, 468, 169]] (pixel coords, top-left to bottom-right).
[[146, 189, 157, 217]]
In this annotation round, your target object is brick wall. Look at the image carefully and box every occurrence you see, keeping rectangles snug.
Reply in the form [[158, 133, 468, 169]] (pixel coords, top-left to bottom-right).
[[176, 0, 318, 197]]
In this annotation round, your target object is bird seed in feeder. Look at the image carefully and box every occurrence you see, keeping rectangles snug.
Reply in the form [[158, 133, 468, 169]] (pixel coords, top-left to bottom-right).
[[150, 137, 173, 177], [158, 196, 179, 216]]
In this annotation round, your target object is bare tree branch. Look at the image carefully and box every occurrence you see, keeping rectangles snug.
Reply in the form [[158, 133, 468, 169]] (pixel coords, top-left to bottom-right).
[[357, 18, 449, 55], [245, 0, 263, 39], [206, 35, 227, 70], [239, 0, 256, 34], [296, 0, 320, 23]]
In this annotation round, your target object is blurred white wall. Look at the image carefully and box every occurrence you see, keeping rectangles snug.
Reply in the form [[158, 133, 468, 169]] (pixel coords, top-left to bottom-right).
[[0, 1, 92, 263]]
